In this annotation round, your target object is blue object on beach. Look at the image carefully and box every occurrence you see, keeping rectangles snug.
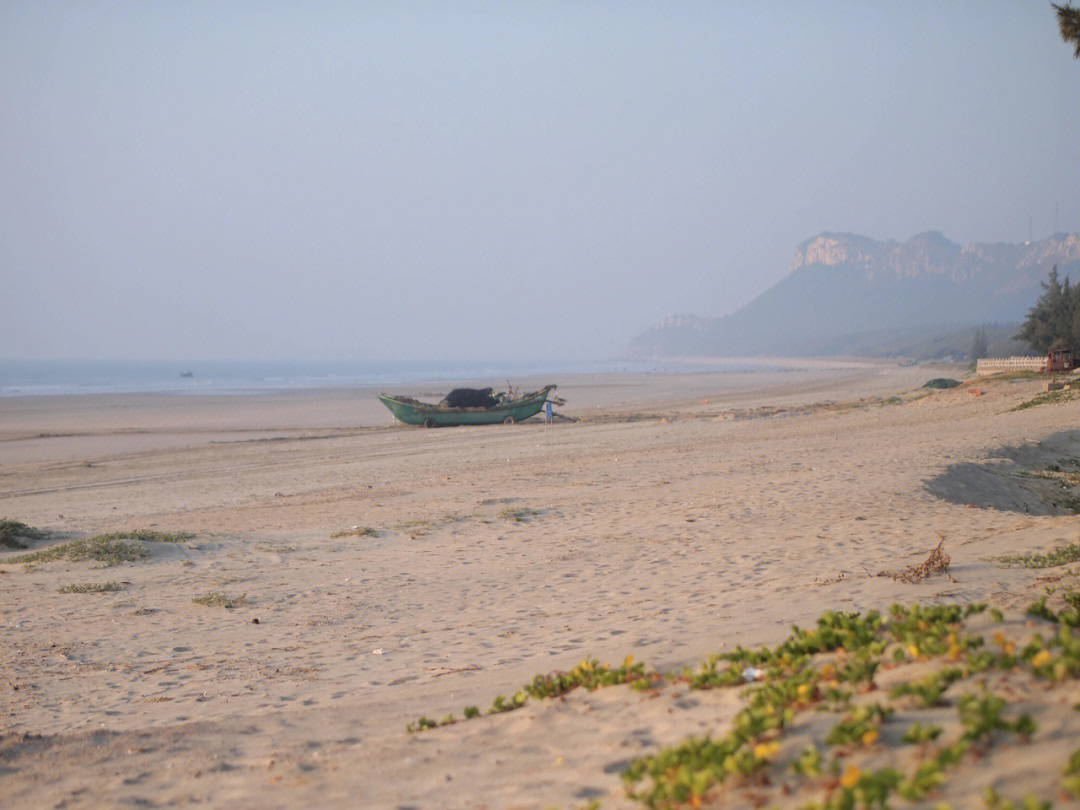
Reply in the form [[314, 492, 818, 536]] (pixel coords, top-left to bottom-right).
[[545, 401, 553, 422]]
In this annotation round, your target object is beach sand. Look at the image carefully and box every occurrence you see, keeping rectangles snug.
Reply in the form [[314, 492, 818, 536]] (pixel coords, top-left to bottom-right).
[[3, 361, 1080, 808]]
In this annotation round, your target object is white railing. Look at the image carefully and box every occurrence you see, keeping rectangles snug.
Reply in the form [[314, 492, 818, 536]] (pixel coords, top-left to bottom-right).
[[975, 356, 1043, 375]]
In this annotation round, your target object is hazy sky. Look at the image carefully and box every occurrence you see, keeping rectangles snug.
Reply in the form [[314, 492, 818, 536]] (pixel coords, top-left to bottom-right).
[[3, 2, 1079, 362]]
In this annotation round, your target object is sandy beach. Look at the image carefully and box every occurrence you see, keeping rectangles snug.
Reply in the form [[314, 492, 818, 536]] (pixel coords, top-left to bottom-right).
[[4, 362, 1080, 809]]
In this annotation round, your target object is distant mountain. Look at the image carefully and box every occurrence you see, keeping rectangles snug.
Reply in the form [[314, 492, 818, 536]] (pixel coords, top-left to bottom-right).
[[626, 232, 1080, 359]]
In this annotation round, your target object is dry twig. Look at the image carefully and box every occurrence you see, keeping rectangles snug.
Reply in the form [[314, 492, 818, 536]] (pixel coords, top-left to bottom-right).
[[878, 537, 951, 584]]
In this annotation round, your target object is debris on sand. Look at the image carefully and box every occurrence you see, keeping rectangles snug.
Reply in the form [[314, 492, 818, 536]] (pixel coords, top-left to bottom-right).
[[923, 378, 962, 389], [878, 537, 951, 583]]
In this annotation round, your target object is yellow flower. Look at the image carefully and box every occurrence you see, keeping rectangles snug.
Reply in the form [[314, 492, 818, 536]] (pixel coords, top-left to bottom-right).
[[947, 644, 962, 661], [753, 741, 781, 760], [861, 728, 879, 746], [840, 765, 862, 789], [623, 655, 634, 669], [907, 644, 920, 659], [797, 683, 814, 701], [1031, 649, 1053, 668], [820, 663, 837, 680], [1003, 641, 1016, 656], [994, 631, 1007, 646]]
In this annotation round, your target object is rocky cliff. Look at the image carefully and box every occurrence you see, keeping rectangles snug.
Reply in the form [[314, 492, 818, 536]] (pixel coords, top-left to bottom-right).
[[626, 232, 1080, 359], [790, 231, 1080, 282]]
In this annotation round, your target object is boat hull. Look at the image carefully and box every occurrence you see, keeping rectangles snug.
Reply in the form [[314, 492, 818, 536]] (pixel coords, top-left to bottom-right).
[[378, 386, 555, 427]]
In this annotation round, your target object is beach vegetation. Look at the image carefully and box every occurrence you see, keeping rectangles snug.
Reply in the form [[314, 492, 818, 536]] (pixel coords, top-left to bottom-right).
[[407, 655, 653, 731], [405, 716, 439, 732], [956, 692, 1035, 743], [889, 667, 963, 706], [498, 506, 542, 522], [394, 512, 471, 537], [524, 656, 650, 698], [488, 693, 524, 714], [7, 528, 195, 567], [993, 543, 1080, 568], [0, 519, 47, 550], [791, 744, 824, 777], [92, 529, 194, 543], [192, 591, 247, 608], [984, 788, 1052, 810], [1011, 387, 1080, 411], [331, 526, 379, 538], [897, 749, 958, 801], [405, 713, 464, 733], [825, 703, 893, 748], [1063, 748, 1080, 797], [11, 537, 146, 566], [902, 721, 943, 744], [618, 603, 1038, 808], [255, 542, 297, 553], [1027, 592, 1080, 627], [57, 581, 124, 593], [402, 598, 1079, 808]]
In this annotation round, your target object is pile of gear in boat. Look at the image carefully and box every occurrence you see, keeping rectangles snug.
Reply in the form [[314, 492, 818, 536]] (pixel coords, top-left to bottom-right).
[[440, 387, 507, 409]]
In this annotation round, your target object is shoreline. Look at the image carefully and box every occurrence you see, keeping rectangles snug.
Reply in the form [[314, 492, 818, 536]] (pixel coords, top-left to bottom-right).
[[0, 360, 957, 461], [0, 354, 944, 400]]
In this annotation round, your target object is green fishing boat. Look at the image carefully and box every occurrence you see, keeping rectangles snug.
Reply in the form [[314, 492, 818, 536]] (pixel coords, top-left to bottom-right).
[[379, 385, 558, 427]]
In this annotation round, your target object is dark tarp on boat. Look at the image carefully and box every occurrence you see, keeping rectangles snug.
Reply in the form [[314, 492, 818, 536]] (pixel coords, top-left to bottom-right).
[[441, 388, 499, 408], [378, 385, 558, 427]]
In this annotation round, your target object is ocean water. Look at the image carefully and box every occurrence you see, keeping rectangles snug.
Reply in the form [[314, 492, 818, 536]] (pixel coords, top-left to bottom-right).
[[0, 358, 764, 397]]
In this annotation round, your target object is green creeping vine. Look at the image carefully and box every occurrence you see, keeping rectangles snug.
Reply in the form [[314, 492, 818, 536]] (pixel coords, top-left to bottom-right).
[[9, 529, 195, 567], [994, 543, 1080, 569], [0, 519, 48, 549], [889, 667, 964, 706], [1064, 749, 1080, 798], [407, 656, 654, 732], [406, 600, 1080, 808]]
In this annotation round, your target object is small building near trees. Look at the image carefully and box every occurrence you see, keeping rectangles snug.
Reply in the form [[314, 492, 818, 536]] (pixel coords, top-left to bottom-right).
[[1045, 347, 1077, 373]]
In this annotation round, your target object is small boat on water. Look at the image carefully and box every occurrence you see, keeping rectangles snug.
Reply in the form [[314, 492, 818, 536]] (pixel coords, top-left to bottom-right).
[[379, 385, 559, 427]]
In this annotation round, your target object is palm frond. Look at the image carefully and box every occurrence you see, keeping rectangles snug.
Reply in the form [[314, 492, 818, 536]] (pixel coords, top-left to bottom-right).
[[1053, 2, 1080, 58]]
